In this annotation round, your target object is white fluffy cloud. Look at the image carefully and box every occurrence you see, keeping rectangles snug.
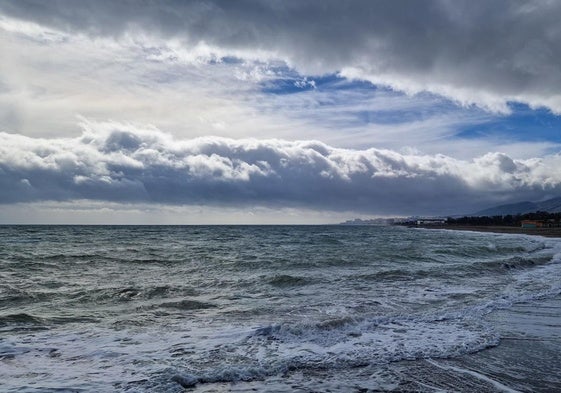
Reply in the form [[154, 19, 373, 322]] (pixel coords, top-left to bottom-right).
[[1, 120, 560, 215]]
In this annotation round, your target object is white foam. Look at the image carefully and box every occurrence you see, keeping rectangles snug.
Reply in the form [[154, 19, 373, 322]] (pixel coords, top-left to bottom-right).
[[163, 311, 502, 389]]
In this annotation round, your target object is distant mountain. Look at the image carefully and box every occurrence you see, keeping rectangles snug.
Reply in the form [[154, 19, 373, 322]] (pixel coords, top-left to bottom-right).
[[474, 201, 538, 216], [474, 197, 561, 216], [536, 197, 561, 212]]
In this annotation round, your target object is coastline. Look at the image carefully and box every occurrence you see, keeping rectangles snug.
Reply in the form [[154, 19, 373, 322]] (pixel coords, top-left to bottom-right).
[[415, 225, 561, 238]]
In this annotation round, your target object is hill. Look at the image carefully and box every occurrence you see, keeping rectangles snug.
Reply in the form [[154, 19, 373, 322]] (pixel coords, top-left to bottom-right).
[[474, 197, 561, 216]]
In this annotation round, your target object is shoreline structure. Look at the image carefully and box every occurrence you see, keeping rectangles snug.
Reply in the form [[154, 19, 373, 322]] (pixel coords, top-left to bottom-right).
[[416, 225, 561, 238]]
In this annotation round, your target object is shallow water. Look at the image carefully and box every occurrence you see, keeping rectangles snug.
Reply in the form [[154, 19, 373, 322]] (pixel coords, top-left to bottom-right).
[[1, 225, 560, 392]]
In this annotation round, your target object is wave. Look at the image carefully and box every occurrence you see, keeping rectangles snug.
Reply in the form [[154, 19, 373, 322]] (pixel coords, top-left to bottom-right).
[[0, 313, 97, 333], [466, 240, 561, 279], [67, 285, 198, 304], [356, 269, 428, 282], [158, 299, 216, 311], [0, 313, 98, 331], [470, 254, 554, 273], [166, 313, 500, 388], [267, 274, 312, 287], [0, 286, 50, 304], [0, 313, 44, 326]]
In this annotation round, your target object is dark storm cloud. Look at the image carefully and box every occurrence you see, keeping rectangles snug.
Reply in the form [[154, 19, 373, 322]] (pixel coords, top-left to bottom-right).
[[1, 122, 560, 215], [1, 0, 561, 112]]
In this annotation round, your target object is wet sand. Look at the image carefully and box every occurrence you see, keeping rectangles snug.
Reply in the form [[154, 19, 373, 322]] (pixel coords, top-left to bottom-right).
[[413, 296, 561, 392], [417, 225, 561, 238]]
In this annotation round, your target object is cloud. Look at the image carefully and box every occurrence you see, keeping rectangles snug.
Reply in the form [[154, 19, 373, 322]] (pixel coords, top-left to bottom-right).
[[1, 0, 561, 113], [1, 7, 558, 161], [1, 120, 560, 215]]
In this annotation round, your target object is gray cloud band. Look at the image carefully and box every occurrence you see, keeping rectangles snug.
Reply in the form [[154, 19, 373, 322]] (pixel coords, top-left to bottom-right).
[[1, 123, 559, 214], [1, 0, 560, 113]]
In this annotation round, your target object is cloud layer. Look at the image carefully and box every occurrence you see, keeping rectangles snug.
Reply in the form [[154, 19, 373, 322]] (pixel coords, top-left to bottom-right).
[[1, 0, 561, 113], [1, 121, 560, 215]]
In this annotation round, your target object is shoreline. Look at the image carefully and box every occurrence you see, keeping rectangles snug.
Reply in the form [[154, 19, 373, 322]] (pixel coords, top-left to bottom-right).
[[414, 224, 561, 238]]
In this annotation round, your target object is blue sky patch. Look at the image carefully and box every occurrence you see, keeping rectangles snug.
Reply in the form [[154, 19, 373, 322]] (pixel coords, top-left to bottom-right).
[[457, 102, 561, 142]]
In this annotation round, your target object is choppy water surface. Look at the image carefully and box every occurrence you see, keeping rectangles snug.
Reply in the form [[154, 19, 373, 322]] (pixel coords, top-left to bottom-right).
[[1, 225, 560, 392]]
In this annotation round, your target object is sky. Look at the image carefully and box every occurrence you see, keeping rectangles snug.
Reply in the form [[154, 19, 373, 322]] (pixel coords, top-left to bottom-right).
[[1, 0, 561, 224]]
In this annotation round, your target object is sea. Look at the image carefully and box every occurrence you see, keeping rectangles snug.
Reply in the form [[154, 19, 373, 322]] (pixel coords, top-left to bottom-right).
[[1, 225, 561, 392]]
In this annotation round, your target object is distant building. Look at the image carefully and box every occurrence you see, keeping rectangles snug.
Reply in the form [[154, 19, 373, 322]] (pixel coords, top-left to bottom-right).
[[416, 218, 447, 225], [521, 220, 543, 228], [521, 219, 561, 228], [339, 218, 395, 226], [545, 219, 561, 228]]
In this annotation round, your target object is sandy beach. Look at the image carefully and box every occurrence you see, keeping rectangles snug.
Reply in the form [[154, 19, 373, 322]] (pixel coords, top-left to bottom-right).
[[417, 225, 561, 238]]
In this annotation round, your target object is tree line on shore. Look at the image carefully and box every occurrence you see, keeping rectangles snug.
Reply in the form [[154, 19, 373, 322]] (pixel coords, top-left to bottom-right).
[[446, 211, 561, 226]]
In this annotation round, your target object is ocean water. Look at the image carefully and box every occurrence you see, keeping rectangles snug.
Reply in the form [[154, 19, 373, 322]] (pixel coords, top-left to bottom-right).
[[1, 225, 560, 392]]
